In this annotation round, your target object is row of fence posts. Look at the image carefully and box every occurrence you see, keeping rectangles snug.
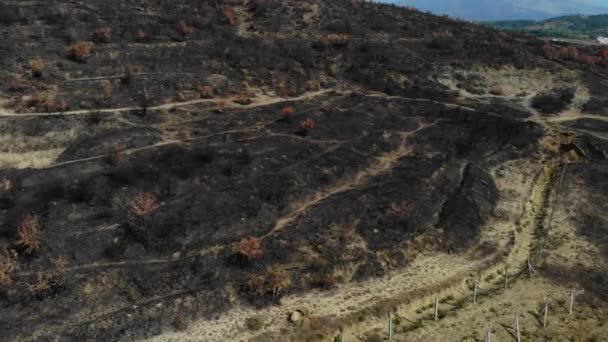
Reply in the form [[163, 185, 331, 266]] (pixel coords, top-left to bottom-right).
[[375, 258, 577, 341], [335, 164, 573, 341]]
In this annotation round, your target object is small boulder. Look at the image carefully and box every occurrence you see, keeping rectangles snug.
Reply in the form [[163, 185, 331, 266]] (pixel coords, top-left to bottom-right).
[[290, 310, 303, 324]]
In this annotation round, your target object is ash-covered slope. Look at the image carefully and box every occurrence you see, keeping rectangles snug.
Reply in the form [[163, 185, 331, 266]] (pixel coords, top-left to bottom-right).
[[0, 1, 607, 341]]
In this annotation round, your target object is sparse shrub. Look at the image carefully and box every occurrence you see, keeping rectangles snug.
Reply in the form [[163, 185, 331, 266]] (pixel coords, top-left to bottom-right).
[[135, 29, 148, 42], [223, 6, 237, 26], [565, 46, 579, 60], [138, 86, 151, 116], [100, 80, 113, 98], [16, 213, 43, 255], [177, 20, 194, 36], [93, 26, 112, 43], [246, 316, 265, 331], [557, 46, 578, 61], [280, 105, 295, 121], [28, 58, 45, 78], [0, 250, 18, 288], [129, 192, 160, 219], [25, 258, 66, 297], [51, 256, 69, 275], [389, 200, 413, 218], [247, 266, 291, 297], [541, 43, 557, 60], [234, 237, 263, 261], [247, 273, 266, 296], [55, 97, 69, 112], [235, 94, 252, 105], [121, 65, 136, 85], [107, 145, 124, 165], [364, 334, 384, 342], [29, 91, 52, 110], [215, 100, 226, 113], [266, 266, 290, 297], [6, 73, 27, 92], [540, 133, 575, 153], [0, 178, 12, 192], [27, 272, 51, 295], [198, 85, 214, 98], [174, 314, 188, 331], [179, 130, 193, 143], [314, 274, 338, 290], [68, 41, 93, 63], [300, 118, 315, 131]]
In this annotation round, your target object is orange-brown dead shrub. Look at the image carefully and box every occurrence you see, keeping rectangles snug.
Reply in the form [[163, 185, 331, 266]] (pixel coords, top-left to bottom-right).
[[223, 6, 237, 26], [177, 20, 194, 36], [234, 237, 263, 261], [28, 58, 45, 77], [541, 44, 557, 60], [129, 192, 160, 219], [198, 85, 214, 98], [16, 214, 43, 254], [280, 106, 295, 120], [93, 26, 112, 43], [69, 41, 93, 63], [300, 118, 315, 131]]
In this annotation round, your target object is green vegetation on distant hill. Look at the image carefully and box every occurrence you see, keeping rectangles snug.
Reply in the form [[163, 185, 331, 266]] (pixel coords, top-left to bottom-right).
[[485, 14, 608, 39]]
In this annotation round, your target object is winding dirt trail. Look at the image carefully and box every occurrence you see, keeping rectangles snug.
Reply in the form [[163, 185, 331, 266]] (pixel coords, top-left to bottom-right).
[[262, 120, 435, 239], [0, 88, 335, 117]]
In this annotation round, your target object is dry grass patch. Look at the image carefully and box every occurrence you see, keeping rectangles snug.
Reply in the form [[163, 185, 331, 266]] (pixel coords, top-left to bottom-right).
[[69, 41, 93, 63], [28, 58, 45, 78], [16, 213, 43, 254], [0, 250, 18, 288]]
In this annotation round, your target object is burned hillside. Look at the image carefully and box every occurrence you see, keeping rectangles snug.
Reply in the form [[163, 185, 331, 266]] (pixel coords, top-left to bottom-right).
[[0, 0, 607, 341]]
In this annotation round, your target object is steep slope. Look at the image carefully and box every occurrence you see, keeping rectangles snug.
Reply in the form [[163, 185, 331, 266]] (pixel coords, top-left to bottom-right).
[[0, 1, 607, 341]]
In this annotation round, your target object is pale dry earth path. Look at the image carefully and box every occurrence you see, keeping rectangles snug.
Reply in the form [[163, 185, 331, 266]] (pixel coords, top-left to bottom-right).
[[0, 88, 335, 117]]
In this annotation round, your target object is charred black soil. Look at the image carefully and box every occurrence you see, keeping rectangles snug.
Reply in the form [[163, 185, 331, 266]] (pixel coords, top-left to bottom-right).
[[1, 0, 607, 341]]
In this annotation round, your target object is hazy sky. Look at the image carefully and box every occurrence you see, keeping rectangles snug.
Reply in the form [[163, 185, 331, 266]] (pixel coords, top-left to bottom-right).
[[383, 0, 608, 5], [382, 0, 608, 20]]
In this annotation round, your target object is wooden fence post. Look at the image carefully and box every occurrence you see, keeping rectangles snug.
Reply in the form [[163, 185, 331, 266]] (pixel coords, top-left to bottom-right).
[[568, 291, 574, 315], [434, 298, 439, 320], [515, 315, 521, 342], [388, 313, 393, 341], [543, 300, 548, 328], [527, 257, 536, 277], [473, 280, 478, 304]]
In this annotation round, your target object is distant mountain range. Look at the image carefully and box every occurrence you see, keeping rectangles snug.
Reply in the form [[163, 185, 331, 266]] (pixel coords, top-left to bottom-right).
[[393, 0, 608, 21], [485, 14, 608, 39]]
